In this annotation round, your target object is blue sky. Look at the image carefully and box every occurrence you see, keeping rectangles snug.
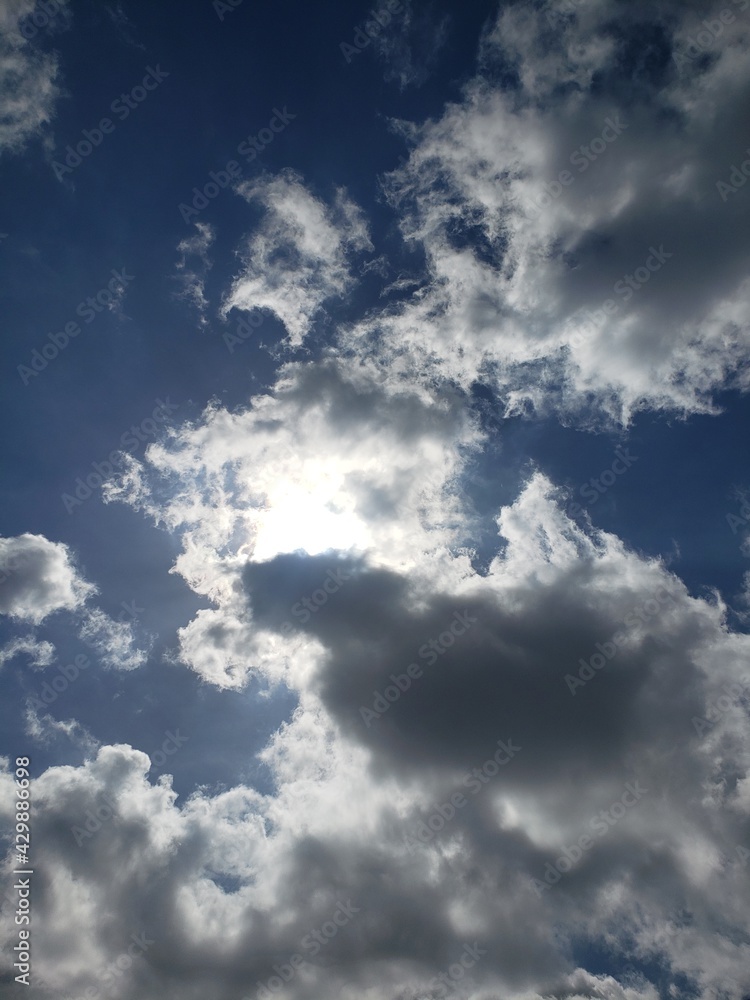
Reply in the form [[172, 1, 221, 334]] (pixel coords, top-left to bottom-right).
[[1, 1, 750, 998]]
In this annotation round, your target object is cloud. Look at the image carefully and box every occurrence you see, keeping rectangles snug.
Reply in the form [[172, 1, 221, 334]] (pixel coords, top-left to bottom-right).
[[5, 3, 750, 998], [24, 706, 97, 751], [174, 222, 215, 328], [0, 533, 95, 624], [373, 0, 450, 90], [77, 344, 750, 997], [103, 1, 146, 50], [342, 0, 750, 425], [78, 608, 150, 671], [0, 0, 70, 156], [0, 634, 55, 669], [3, 478, 750, 997], [222, 171, 373, 345], [103, 354, 482, 688], [0, 535, 148, 671]]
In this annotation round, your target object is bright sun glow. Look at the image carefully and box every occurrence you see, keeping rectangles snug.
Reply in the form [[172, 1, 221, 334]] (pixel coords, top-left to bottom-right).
[[252, 488, 369, 560]]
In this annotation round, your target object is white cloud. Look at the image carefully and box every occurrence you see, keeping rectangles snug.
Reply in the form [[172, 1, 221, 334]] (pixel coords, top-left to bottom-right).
[[79, 608, 150, 671], [81, 354, 750, 997], [222, 171, 373, 345], [174, 222, 215, 327], [0, 634, 55, 669], [372, 0, 450, 90], [103, 355, 482, 687], [25, 706, 97, 751], [0, 533, 95, 624], [343, 0, 750, 425], [4, 479, 750, 997], [5, 4, 749, 998], [0, 535, 148, 671], [0, 0, 70, 156]]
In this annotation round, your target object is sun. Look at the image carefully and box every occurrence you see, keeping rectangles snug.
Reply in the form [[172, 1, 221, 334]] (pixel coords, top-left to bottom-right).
[[252, 486, 369, 560]]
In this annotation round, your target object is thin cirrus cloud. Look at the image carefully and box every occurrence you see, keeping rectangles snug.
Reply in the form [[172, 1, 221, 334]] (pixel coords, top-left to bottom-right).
[[173, 221, 215, 328]]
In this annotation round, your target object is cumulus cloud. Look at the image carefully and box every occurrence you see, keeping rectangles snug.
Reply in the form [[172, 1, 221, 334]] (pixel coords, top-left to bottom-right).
[[4, 4, 750, 999], [0, 535, 148, 672], [103, 354, 482, 687], [340, 0, 750, 425], [222, 171, 373, 345], [78, 327, 750, 998], [0, 533, 95, 624], [0, 0, 70, 156], [3, 476, 750, 998]]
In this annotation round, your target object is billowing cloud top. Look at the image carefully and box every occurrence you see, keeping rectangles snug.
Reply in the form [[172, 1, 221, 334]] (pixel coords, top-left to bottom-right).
[[0, 533, 93, 624], [343, 0, 750, 425]]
